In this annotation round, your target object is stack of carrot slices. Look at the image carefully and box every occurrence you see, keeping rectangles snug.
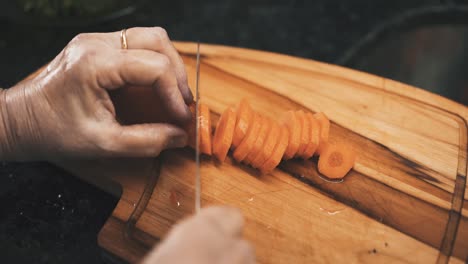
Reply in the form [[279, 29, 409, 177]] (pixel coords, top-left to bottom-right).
[[189, 99, 356, 179]]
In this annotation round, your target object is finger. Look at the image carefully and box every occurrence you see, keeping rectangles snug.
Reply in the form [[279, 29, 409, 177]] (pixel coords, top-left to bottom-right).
[[100, 49, 191, 123], [100, 123, 187, 157], [199, 206, 245, 237], [220, 240, 255, 264], [106, 27, 193, 103]]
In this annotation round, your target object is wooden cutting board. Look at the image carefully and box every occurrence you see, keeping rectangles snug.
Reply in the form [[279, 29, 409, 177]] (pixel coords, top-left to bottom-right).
[[53, 42, 467, 264]]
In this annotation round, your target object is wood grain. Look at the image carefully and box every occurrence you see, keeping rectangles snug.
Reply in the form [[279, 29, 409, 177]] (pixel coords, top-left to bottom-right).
[[45, 42, 467, 263]]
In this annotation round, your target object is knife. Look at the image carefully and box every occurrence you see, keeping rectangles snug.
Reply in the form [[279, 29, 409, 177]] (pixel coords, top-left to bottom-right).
[[194, 42, 201, 214]]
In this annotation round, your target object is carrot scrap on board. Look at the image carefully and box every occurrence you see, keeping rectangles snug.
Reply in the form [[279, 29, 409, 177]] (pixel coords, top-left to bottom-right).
[[317, 143, 356, 179]]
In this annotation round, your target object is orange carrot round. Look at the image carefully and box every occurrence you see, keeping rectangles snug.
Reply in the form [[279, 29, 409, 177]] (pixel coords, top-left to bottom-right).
[[199, 103, 213, 155], [212, 107, 237, 162], [186, 103, 197, 149], [282, 111, 301, 159], [260, 126, 289, 174], [314, 112, 330, 155], [185, 102, 212, 155], [295, 110, 310, 157], [232, 99, 253, 147], [244, 116, 271, 165], [302, 112, 320, 159], [317, 143, 356, 179], [233, 113, 261, 162], [251, 122, 280, 168]]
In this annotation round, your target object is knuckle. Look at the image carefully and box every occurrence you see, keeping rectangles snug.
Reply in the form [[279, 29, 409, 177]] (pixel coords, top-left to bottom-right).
[[95, 130, 121, 155], [157, 55, 171, 73], [153, 27, 169, 41], [62, 38, 98, 75], [147, 145, 163, 156], [70, 33, 90, 45]]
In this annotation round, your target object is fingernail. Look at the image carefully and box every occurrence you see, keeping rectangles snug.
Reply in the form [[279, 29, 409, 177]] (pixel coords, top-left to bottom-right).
[[167, 131, 188, 149]]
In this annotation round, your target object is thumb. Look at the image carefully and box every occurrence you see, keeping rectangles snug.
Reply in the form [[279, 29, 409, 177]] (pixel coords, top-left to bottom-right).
[[104, 123, 188, 157]]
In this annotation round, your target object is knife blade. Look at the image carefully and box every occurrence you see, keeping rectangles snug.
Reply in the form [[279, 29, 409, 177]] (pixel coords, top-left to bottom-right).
[[194, 42, 201, 214]]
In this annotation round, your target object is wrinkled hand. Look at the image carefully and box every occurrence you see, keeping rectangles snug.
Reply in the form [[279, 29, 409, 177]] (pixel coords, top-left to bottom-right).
[[142, 207, 255, 264], [0, 27, 193, 161]]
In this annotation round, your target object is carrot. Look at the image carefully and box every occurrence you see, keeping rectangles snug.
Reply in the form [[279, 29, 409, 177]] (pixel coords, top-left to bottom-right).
[[212, 107, 237, 162], [186, 102, 212, 155], [244, 115, 271, 165], [314, 112, 330, 155], [295, 110, 310, 157], [199, 103, 213, 155], [232, 99, 254, 147], [233, 113, 262, 162], [260, 126, 289, 174], [282, 111, 301, 159], [317, 143, 356, 179], [301, 112, 320, 159], [251, 122, 280, 168], [186, 103, 197, 149]]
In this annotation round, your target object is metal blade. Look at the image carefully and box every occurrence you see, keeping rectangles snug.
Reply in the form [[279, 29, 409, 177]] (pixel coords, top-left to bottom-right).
[[194, 42, 201, 214]]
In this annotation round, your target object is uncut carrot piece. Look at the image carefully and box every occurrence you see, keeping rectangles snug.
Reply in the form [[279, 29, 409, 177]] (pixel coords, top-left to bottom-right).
[[314, 112, 330, 155], [302, 112, 320, 159], [260, 126, 289, 174], [186, 103, 197, 149], [318, 143, 356, 179], [282, 111, 301, 159], [244, 116, 271, 165], [212, 107, 237, 162], [199, 103, 212, 155], [295, 110, 310, 157], [185, 102, 212, 155], [232, 99, 253, 147], [233, 113, 262, 162], [251, 122, 280, 168]]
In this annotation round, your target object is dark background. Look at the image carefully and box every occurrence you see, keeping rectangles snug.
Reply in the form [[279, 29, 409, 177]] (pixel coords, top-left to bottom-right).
[[0, 0, 467, 263]]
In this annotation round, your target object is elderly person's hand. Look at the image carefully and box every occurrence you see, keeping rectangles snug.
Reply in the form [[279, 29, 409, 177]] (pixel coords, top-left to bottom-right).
[[142, 207, 255, 264], [0, 27, 193, 161]]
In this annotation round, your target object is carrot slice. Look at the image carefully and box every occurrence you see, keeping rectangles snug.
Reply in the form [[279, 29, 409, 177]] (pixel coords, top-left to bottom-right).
[[199, 103, 212, 155], [186, 103, 197, 149], [232, 99, 253, 147], [295, 110, 310, 157], [302, 112, 320, 159], [317, 143, 356, 179], [260, 126, 289, 174], [212, 107, 237, 162], [233, 113, 262, 162], [282, 111, 301, 159], [186, 102, 212, 155], [251, 122, 280, 168], [314, 112, 330, 155], [244, 115, 271, 165]]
